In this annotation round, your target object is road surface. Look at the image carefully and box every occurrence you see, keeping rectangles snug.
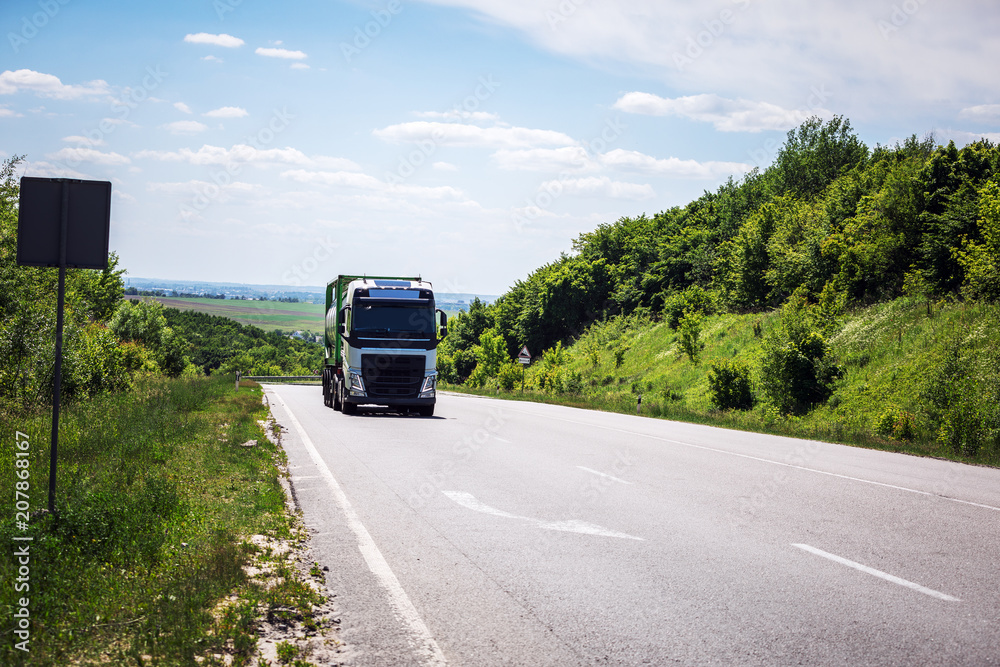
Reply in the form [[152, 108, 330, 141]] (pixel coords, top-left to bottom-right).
[[262, 385, 1000, 666]]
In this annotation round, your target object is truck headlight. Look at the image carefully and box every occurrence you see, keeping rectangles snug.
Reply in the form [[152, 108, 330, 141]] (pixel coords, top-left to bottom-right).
[[418, 374, 436, 399], [349, 371, 366, 396]]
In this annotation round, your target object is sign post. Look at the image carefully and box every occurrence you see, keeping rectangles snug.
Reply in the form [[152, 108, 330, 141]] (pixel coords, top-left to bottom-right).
[[517, 346, 531, 394], [17, 177, 112, 515]]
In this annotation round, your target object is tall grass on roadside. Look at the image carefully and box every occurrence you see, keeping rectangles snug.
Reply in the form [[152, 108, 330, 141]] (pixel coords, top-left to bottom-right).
[[444, 297, 1000, 467], [0, 374, 289, 666]]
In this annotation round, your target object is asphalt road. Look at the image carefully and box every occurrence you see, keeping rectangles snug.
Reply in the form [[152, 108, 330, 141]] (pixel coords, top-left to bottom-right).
[[262, 385, 1000, 666]]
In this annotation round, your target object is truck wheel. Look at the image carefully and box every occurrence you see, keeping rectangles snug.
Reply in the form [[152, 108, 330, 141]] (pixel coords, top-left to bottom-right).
[[418, 405, 434, 417], [333, 378, 342, 411]]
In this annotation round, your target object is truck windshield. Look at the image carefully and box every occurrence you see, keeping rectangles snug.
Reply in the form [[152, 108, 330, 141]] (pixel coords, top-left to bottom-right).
[[353, 304, 435, 336]]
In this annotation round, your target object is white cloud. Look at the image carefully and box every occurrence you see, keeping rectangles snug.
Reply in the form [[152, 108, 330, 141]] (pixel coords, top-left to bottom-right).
[[62, 135, 106, 147], [600, 149, 751, 179], [930, 128, 1000, 147], [134, 144, 362, 171], [22, 160, 87, 179], [204, 106, 249, 118], [433, 161, 458, 171], [281, 169, 384, 190], [0, 69, 110, 100], [47, 147, 130, 166], [493, 147, 597, 172], [0, 105, 22, 118], [255, 47, 307, 60], [414, 1, 999, 122], [202, 55, 223, 63], [282, 168, 468, 201], [174, 101, 193, 114], [959, 105, 1000, 123], [414, 110, 502, 123], [614, 92, 824, 132], [540, 175, 655, 200], [374, 121, 576, 148], [147, 180, 259, 203], [290, 63, 310, 70], [184, 33, 244, 48], [163, 120, 209, 135]]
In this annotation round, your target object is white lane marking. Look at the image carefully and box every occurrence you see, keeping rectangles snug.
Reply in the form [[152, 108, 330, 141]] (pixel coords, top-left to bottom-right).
[[505, 408, 1000, 514], [443, 491, 644, 541], [792, 543, 961, 602], [577, 466, 633, 485], [270, 390, 447, 666]]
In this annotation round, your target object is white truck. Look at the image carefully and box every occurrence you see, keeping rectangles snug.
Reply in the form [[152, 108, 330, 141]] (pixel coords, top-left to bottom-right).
[[322, 275, 447, 416]]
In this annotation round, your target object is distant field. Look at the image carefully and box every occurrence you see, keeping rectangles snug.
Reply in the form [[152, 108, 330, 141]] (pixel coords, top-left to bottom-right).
[[129, 296, 324, 333], [130, 296, 464, 333]]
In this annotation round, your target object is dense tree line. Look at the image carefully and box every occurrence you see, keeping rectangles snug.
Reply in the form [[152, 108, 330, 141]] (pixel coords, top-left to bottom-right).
[[440, 117, 1000, 407]]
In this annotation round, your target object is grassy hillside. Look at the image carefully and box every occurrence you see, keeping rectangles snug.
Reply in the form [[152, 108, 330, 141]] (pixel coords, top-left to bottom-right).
[[448, 297, 1000, 466]]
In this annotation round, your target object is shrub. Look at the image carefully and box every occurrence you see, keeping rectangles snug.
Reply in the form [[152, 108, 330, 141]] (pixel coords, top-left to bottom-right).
[[875, 408, 916, 441], [497, 362, 522, 391], [708, 359, 755, 410], [677, 309, 704, 362], [759, 300, 840, 415], [662, 286, 717, 329]]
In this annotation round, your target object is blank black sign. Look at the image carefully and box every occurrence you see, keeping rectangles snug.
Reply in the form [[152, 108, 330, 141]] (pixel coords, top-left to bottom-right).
[[17, 177, 112, 269]]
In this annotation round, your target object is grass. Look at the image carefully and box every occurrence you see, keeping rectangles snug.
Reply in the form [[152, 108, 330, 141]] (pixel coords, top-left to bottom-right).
[[130, 296, 325, 334], [0, 375, 316, 666], [447, 297, 1000, 467]]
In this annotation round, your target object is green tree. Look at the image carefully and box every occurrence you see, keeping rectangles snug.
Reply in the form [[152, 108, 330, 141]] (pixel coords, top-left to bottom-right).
[[677, 309, 704, 363], [770, 115, 868, 199], [956, 179, 1000, 301]]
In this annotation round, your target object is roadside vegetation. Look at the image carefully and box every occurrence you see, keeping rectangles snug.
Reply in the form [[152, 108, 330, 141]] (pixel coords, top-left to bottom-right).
[[438, 118, 1000, 465], [0, 156, 331, 664]]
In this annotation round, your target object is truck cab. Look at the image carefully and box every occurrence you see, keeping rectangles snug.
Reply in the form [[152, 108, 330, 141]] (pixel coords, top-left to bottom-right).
[[322, 276, 446, 416]]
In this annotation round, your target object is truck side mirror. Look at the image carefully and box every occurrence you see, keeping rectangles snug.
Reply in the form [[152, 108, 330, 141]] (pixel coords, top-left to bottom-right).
[[338, 306, 350, 335], [437, 309, 448, 338]]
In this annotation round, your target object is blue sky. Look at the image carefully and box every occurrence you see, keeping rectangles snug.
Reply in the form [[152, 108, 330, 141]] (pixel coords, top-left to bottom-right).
[[2, 0, 999, 295]]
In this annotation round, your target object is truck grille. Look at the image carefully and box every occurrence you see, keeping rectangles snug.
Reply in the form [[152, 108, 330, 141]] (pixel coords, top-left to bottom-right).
[[361, 354, 424, 398]]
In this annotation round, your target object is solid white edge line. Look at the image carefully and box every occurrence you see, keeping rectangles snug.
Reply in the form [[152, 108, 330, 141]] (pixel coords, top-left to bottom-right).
[[270, 389, 448, 666], [792, 543, 961, 602], [498, 406, 1000, 514]]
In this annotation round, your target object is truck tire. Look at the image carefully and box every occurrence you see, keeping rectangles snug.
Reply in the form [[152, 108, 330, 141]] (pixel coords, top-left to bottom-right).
[[418, 405, 434, 417], [332, 377, 342, 411]]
